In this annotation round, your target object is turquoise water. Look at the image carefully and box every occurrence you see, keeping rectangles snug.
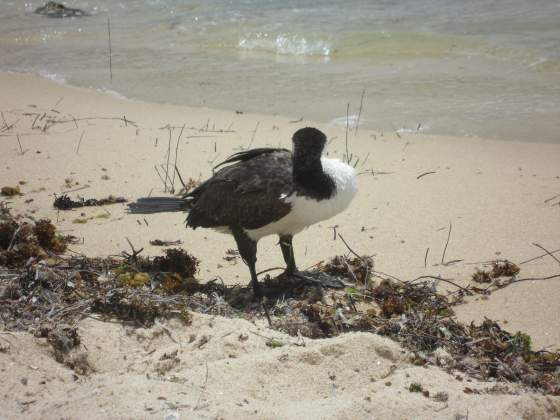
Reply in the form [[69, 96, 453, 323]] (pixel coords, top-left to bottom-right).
[[1, 0, 559, 142]]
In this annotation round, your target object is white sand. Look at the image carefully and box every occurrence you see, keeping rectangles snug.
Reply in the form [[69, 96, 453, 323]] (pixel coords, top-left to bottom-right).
[[1, 71, 560, 418]]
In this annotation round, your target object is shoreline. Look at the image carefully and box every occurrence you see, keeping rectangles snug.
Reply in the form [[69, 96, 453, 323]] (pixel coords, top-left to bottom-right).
[[5, 68, 560, 146]]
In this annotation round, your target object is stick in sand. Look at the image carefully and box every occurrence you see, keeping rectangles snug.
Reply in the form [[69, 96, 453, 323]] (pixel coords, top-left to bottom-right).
[[532, 242, 560, 266], [164, 127, 172, 192], [441, 223, 452, 265], [16, 135, 24, 155], [246, 121, 260, 150], [75, 131, 85, 155], [520, 247, 560, 265], [354, 88, 366, 136], [171, 124, 185, 192], [107, 16, 113, 81], [345, 103, 350, 163]]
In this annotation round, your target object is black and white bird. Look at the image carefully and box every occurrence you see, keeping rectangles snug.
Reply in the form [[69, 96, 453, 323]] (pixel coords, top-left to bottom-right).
[[128, 127, 357, 296]]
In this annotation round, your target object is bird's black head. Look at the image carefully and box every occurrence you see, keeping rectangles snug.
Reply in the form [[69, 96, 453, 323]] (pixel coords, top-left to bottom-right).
[[292, 127, 326, 161]]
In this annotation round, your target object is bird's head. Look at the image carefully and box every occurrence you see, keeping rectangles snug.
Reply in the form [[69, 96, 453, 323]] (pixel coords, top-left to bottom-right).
[[292, 127, 327, 162]]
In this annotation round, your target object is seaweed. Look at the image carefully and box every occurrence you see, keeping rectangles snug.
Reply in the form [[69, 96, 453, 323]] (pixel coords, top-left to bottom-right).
[[53, 194, 127, 210], [473, 260, 520, 283], [1, 186, 21, 197], [149, 239, 183, 247], [34, 219, 67, 252], [34, 2, 89, 18], [149, 248, 199, 278], [1, 205, 559, 392]]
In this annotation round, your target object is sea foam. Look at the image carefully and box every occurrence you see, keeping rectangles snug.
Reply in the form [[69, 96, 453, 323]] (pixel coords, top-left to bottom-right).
[[238, 33, 331, 56]]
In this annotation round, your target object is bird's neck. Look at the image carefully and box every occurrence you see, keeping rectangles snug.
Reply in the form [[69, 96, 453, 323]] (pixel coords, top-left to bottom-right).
[[293, 156, 335, 200]]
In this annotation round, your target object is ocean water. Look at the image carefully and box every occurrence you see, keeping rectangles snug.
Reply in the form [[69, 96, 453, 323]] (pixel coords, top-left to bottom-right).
[[1, 0, 559, 142]]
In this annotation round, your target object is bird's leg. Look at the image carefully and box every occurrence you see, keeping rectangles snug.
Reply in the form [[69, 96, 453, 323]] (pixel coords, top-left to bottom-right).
[[279, 234, 297, 275], [231, 227, 261, 297], [279, 234, 345, 290]]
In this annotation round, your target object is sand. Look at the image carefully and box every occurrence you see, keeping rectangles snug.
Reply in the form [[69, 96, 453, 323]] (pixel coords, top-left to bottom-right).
[[1, 71, 560, 419]]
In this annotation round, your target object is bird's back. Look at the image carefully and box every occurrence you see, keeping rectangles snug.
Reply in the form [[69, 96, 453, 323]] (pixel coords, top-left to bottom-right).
[[185, 148, 294, 230]]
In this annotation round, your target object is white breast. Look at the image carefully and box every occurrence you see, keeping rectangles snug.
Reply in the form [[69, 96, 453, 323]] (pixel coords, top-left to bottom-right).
[[245, 158, 358, 241]]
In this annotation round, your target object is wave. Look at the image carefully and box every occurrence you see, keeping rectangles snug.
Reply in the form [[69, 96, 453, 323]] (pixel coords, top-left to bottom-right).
[[38, 70, 66, 85], [238, 32, 331, 57]]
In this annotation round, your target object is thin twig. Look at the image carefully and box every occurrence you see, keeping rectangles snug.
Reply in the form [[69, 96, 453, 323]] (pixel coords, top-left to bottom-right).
[[194, 362, 209, 410], [345, 103, 350, 163], [7, 226, 22, 251], [424, 248, 429, 268], [531, 242, 560, 266], [53, 96, 64, 109], [441, 223, 452, 265], [360, 152, 370, 167], [62, 185, 90, 194], [487, 274, 560, 293], [354, 89, 366, 135], [246, 121, 260, 150], [337, 233, 361, 260], [174, 165, 187, 190], [154, 165, 166, 188], [519, 248, 560, 265], [409, 275, 472, 294], [262, 299, 272, 327], [544, 194, 560, 204], [417, 171, 436, 180], [1, 111, 7, 129], [16, 135, 24, 155], [164, 127, 172, 192], [75, 130, 85, 155], [171, 124, 185, 192], [107, 16, 113, 81]]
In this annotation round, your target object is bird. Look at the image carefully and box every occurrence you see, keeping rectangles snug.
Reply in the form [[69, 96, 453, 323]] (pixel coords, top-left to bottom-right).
[[128, 127, 358, 297]]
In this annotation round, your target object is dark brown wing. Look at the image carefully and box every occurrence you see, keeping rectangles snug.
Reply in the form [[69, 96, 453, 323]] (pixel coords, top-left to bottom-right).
[[213, 147, 290, 170], [185, 149, 293, 229]]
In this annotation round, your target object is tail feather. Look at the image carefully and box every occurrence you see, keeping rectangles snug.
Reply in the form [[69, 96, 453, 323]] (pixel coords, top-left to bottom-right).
[[127, 197, 190, 214]]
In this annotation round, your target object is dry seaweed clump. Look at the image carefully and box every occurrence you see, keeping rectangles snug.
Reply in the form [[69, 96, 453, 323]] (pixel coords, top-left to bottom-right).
[[472, 269, 492, 283], [473, 260, 520, 283], [267, 254, 560, 395], [1, 186, 21, 196], [151, 248, 199, 278], [117, 248, 200, 294], [53, 194, 127, 210], [0, 213, 71, 267], [320, 254, 373, 284], [1, 206, 198, 335], [34, 219, 67, 253], [491, 260, 520, 277]]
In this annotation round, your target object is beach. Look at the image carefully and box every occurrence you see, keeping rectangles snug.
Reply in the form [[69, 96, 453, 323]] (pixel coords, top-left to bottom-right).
[[1, 71, 560, 418]]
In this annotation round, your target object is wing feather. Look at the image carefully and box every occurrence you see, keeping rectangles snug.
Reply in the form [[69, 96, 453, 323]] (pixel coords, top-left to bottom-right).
[[186, 149, 293, 229]]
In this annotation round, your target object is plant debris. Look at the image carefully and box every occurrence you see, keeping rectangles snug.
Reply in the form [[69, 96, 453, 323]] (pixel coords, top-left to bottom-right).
[[473, 260, 520, 283], [34, 1, 89, 18], [149, 239, 183, 247], [1, 186, 21, 197], [1, 205, 559, 392], [53, 194, 127, 210], [223, 248, 240, 262], [0, 210, 72, 267]]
